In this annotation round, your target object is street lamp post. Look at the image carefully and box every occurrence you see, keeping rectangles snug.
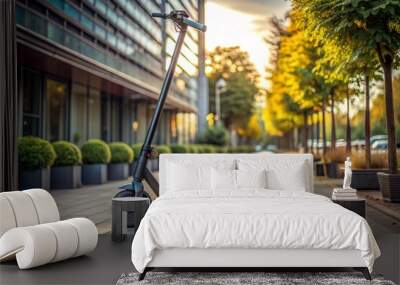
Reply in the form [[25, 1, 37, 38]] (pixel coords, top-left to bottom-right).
[[215, 78, 226, 126]]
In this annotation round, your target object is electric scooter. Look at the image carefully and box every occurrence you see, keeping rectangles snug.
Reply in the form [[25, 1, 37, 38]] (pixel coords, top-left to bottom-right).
[[115, 11, 207, 198]]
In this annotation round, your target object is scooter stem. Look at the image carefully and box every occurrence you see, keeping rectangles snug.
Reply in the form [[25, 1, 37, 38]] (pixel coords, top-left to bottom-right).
[[115, 10, 204, 198]]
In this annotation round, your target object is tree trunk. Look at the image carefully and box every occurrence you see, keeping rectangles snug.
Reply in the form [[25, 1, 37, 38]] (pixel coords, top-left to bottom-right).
[[303, 111, 309, 153], [364, 74, 371, 168], [382, 60, 398, 174], [346, 86, 352, 155], [310, 112, 314, 153], [376, 46, 398, 174], [322, 94, 327, 157], [316, 112, 320, 155], [330, 89, 336, 150], [292, 128, 296, 150]]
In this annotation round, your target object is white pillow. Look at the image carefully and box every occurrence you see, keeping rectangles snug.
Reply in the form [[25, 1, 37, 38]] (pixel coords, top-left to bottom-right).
[[236, 169, 267, 189], [211, 169, 267, 190], [211, 168, 237, 190], [167, 160, 236, 192], [168, 162, 211, 191], [237, 158, 308, 191]]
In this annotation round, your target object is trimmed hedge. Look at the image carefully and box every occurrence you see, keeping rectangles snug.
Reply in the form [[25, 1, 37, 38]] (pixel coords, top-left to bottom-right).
[[131, 143, 142, 159], [187, 144, 198, 153], [200, 125, 229, 146], [156, 145, 172, 155], [202, 144, 216, 153], [18, 136, 56, 170], [170, 144, 189, 153], [81, 139, 111, 164], [226, 145, 255, 153], [52, 141, 82, 166], [109, 142, 134, 163]]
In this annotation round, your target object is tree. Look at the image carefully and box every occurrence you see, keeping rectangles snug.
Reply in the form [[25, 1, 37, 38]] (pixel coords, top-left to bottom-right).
[[293, 0, 400, 173], [264, 13, 332, 152], [206, 46, 259, 135], [237, 114, 262, 144], [315, 38, 379, 165]]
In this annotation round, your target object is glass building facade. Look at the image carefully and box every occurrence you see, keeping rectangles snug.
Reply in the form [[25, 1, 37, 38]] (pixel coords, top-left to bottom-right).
[[16, 0, 206, 146]]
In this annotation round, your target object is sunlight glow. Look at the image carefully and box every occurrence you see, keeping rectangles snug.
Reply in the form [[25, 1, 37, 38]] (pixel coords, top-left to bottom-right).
[[205, 2, 271, 88]]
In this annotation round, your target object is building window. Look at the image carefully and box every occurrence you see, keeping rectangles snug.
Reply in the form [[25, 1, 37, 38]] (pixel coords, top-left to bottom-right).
[[88, 88, 101, 139], [47, 22, 65, 44], [49, 0, 65, 11], [111, 96, 122, 141], [45, 78, 67, 141], [81, 14, 94, 31], [64, 2, 80, 21], [70, 84, 88, 145], [21, 69, 42, 137]]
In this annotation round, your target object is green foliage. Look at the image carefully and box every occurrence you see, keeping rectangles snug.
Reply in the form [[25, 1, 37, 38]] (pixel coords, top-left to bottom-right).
[[200, 125, 229, 146], [18, 136, 56, 170], [207, 46, 259, 130], [81, 139, 111, 164], [109, 142, 134, 163], [202, 145, 216, 153], [170, 144, 189, 153], [156, 145, 172, 154], [52, 141, 82, 166], [131, 144, 142, 159], [293, 0, 400, 172], [215, 146, 227, 153], [225, 145, 255, 153], [187, 145, 198, 153], [151, 145, 172, 158], [293, 0, 400, 64]]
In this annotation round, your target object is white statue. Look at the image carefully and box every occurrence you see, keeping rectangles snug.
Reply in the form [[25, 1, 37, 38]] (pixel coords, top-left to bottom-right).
[[343, 157, 352, 190]]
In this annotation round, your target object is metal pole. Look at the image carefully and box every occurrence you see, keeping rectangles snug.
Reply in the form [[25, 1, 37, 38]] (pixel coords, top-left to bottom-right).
[[215, 84, 220, 125]]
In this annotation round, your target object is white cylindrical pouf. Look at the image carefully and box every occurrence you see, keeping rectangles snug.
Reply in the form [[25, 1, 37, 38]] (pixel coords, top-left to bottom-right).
[[1, 192, 39, 227], [0, 196, 17, 237], [43, 221, 79, 262], [0, 225, 57, 269], [24, 189, 60, 223], [64, 218, 98, 257]]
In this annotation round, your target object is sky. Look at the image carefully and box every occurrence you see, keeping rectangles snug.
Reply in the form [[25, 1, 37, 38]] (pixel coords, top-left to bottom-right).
[[205, 0, 291, 88]]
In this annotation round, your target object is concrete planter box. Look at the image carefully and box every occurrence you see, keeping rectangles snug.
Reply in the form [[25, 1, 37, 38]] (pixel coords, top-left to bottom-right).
[[82, 164, 107, 185], [19, 168, 50, 190], [351, 169, 380, 190], [315, 162, 325, 176], [145, 159, 159, 172], [151, 158, 159, 171], [326, 162, 339, 178], [51, 165, 82, 189], [108, 163, 129, 181], [378, 172, 400, 202]]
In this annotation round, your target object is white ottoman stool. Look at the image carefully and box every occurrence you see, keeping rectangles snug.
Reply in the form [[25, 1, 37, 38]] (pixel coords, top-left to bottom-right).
[[0, 189, 98, 269]]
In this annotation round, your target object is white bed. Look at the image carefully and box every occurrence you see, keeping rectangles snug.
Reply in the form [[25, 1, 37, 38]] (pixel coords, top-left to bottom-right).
[[131, 154, 380, 280]]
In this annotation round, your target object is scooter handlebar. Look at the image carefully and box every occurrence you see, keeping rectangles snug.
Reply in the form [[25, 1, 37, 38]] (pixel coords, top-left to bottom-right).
[[182, 17, 207, 32], [151, 12, 167, 18]]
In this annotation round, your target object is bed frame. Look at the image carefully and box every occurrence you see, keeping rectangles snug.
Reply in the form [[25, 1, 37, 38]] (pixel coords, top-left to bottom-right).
[[140, 248, 370, 280], [138, 154, 371, 281]]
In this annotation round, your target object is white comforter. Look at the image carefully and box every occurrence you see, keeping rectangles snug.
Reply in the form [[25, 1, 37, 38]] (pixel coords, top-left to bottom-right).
[[131, 190, 380, 272]]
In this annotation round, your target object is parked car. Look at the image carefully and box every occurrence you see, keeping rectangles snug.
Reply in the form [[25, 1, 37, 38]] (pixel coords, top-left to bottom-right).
[[351, 140, 365, 149], [370, 135, 387, 145], [335, 139, 346, 148]]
